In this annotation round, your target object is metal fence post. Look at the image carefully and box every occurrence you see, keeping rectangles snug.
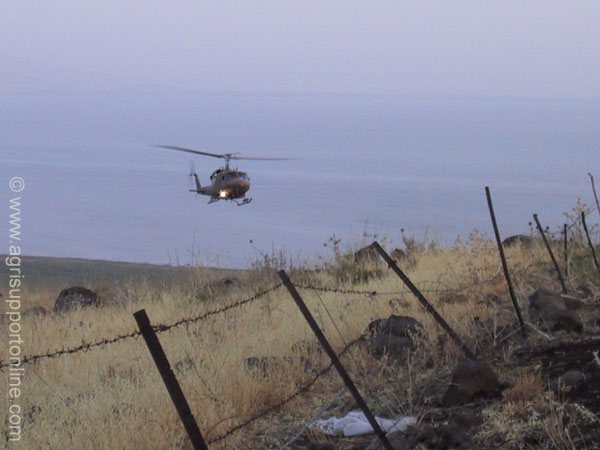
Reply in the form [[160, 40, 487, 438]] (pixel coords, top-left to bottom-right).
[[278, 270, 394, 450], [582, 211, 600, 275], [134, 309, 209, 450], [533, 213, 567, 293], [485, 187, 527, 337]]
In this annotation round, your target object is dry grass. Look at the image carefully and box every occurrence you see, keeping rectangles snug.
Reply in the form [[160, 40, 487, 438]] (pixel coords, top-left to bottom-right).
[[1, 235, 598, 449]]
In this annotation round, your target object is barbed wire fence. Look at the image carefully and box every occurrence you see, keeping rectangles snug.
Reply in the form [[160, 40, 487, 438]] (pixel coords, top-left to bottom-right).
[[0, 274, 500, 372], [0, 283, 284, 371], [0, 251, 588, 447]]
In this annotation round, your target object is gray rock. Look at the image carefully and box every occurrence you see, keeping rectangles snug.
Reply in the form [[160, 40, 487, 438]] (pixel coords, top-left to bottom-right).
[[367, 315, 423, 338], [367, 315, 423, 361], [307, 443, 336, 450], [53, 287, 98, 312], [528, 289, 583, 333], [550, 370, 585, 393], [213, 277, 242, 289], [443, 359, 500, 406], [370, 334, 415, 360], [354, 244, 378, 263], [502, 234, 534, 247]]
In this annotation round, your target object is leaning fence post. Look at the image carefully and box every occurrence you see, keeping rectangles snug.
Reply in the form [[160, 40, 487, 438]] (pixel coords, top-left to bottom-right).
[[581, 211, 600, 275], [371, 241, 476, 359], [278, 270, 394, 450], [485, 187, 527, 337], [533, 214, 567, 293], [134, 309, 209, 450], [563, 223, 569, 279]]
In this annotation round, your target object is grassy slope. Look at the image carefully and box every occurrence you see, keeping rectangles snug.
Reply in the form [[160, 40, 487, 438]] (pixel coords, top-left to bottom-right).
[[0, 255, 243, 310], [1, 239, 599, 449]]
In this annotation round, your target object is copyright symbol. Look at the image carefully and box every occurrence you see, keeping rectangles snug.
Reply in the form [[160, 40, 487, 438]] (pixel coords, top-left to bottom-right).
[[9, 177, 25, 193]]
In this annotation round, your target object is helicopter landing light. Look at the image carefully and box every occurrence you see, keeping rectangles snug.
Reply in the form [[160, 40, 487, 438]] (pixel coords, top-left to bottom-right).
[[219, 190, 228, 198]]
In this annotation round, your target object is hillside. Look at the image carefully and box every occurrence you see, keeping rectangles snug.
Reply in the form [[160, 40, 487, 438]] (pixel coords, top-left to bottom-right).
[[1, 233, 599, 449]]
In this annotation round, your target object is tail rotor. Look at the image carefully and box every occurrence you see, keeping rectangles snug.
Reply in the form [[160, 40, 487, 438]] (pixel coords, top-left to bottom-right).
[[188, 161, 201, 193]]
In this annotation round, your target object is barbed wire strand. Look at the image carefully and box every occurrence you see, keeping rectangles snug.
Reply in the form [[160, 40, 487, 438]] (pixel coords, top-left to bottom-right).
[[208, 335, 365, 444], [0, 283, 283, 372]]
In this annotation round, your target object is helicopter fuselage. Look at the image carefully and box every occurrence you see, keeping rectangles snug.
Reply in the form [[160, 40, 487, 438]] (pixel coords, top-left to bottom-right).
[[191, 167, 251, 204]]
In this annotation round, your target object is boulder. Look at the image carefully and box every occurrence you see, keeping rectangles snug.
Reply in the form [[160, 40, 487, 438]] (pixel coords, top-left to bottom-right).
[[367, 315, 423, 361], [367, 315, 423, 337], [354, 244, 378, 263], [442, 359, 500, 406], [213, 277, 242, 289], [307, 443, 336, 450], [502, 234, 534, 247], [404, 422, 473, 450], [528, 289, 583, 332], [549, 370, 585, 394], [370, 334, 415, 360], [53, 287, 99, 312]]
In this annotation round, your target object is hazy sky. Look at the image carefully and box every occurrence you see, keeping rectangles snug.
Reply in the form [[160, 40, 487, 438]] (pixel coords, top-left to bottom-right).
[[3, 1, 599, 98]]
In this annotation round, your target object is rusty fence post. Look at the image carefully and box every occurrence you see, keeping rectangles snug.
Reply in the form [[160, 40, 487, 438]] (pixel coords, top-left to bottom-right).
[[563, 223, 569, 279], [371, 242, 476, 360], [582, 211, 600, 275], [278, 270, 394, 450], [134, 309, 209, 450], [533, 214, 567, 293], [485, 187, 527, 337]]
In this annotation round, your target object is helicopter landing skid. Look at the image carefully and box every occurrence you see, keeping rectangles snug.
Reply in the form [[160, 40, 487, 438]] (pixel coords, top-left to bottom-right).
[[233, 198, 252, 206]]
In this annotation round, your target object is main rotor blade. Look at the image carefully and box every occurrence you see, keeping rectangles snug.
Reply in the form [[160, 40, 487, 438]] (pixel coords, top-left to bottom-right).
[[153, 144, 293, 161], [230, 156, 294, 161], [153, 145, 225, 159]]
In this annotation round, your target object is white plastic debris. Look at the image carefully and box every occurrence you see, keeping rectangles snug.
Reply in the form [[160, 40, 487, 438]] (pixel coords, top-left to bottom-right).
[[312, 411, 417, 437]]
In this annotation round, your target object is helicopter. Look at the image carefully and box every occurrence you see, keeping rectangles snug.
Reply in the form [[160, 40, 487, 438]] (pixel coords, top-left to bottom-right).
[[153, 145, 290, 206]]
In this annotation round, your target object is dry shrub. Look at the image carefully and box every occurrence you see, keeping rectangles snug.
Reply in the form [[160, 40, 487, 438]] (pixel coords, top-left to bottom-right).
[[503, 369, 543, 405]]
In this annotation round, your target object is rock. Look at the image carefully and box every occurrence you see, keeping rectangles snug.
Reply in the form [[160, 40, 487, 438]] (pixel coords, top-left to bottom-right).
[[437, 421, 473, 449], [367, 315, 423, 337], [354, 244, 378, 263], [450, 412, 483, 430], [442, 359, 500, 406], [386, 426, 420, 450], [370, 334, 415, 360], [307, 443, 336, 450], [561, 294, 584, 310], [213, 277, 242, 289], [528, 289, 583, 332], [502, 234, 534, 247], [413, 422, 473, 449], [550, 370, 585, 394], [53, 287, 99, 312], [23, 305, 47, 317], [367, 315, 423, 361]]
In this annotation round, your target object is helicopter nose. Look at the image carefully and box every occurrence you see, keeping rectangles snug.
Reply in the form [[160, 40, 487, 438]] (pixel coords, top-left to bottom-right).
[[234, 179, 250, 195]]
